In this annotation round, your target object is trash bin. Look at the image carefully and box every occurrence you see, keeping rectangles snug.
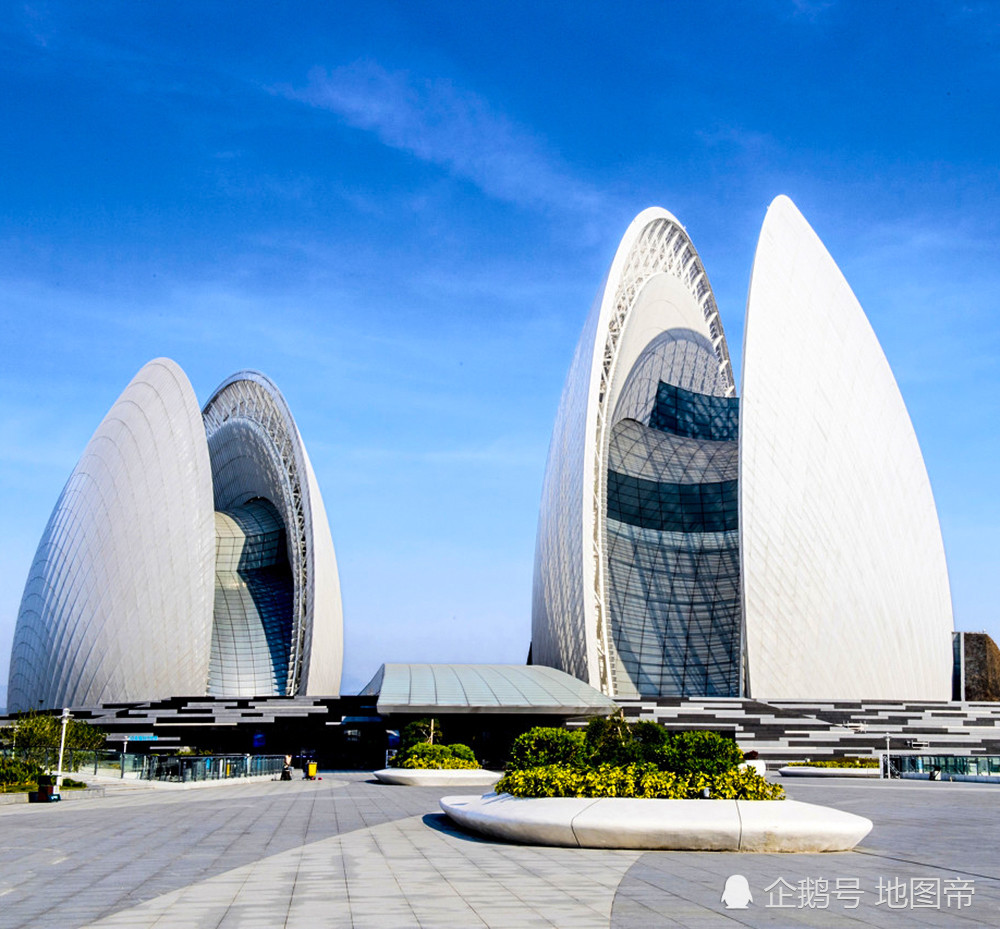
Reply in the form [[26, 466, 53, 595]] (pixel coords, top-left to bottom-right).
[[29, 775, 61, 803], [306, 761, 317, 780]]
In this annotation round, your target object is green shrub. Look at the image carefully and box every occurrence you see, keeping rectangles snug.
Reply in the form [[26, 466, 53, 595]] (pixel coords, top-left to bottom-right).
[[786, 758, 879, 769], [393, 741, 479, 769], [400, 755, 478, 771], [448, 743, 476, 762], [583, 715, 644, 766], [507, 727, 585, 771], [0, 756, 43, 790], [631, 720, 671, 761], [657, 730, 744, 776], [494, 763, 783, 800], [707, 768, 785, 800]]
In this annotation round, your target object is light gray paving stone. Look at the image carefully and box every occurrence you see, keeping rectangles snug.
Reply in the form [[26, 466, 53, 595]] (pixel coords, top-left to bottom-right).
[[610, 779, 1000, 928], [7, 769, 1000, 928], [75, 807, 638, 929]]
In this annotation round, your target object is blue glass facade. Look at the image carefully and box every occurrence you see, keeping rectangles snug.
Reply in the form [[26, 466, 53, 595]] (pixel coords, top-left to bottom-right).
[[649, 381, 739, 441], [607, 471, 738, 533], [606, 372, 742, 698], [210, 500, 294, 696]]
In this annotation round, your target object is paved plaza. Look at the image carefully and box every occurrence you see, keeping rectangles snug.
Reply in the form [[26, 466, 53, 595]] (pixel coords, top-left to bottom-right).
[[0, 773, 997, 928]]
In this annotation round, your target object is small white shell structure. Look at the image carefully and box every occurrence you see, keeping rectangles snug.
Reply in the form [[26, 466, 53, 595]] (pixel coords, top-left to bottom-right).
[[7, 359, 342, 710]]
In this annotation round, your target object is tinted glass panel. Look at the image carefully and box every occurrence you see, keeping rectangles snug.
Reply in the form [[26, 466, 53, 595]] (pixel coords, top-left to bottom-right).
[[607, 471, 738, 533], [649, 381, 739, 441]]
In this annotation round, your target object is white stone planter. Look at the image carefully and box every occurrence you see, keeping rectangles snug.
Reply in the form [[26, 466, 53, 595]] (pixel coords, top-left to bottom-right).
[[779, 765, 879, 778], [440, 793, 872, 852], [373, 768, 503, 787]]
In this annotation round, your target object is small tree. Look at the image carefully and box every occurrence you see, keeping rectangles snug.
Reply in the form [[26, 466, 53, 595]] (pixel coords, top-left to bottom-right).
[[399, 718, 443, 751], [6, 712, 105, 770]]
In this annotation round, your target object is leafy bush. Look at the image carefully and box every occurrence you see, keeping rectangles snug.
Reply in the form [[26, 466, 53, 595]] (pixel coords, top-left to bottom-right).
[[656, 730, 744, 776], [494, 763, 783, 800], [583, 716, 645, 766], [631, 720, 671, 759], [448, 743, 475, 762], [393, 741, 479, 769], [496, 720, 775, 801], [507, 727, 585, 771], [786, 758, 879, 769], [0, 756, 42, 789], [707, 768, 785, 800]]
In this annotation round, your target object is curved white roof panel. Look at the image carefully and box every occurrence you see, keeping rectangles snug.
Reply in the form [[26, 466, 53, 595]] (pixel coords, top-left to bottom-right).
[[8, 359, 216, 709], [740, 196, 954, 700]]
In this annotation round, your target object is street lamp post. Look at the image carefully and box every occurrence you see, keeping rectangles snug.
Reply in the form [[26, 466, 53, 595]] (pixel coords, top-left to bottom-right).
[[56, 707, 72, 791]]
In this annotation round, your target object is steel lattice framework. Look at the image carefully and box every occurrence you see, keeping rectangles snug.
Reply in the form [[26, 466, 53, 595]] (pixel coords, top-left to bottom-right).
[[588, 215, 735, 694], [202, 372, 314, 696]]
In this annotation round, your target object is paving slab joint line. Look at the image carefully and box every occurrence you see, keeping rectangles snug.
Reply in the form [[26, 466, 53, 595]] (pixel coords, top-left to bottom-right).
[[568, 798, 602, 847]]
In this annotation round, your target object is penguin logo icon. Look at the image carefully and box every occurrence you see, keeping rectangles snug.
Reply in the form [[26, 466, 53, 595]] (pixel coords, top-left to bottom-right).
[[721, 874, 753, 909]]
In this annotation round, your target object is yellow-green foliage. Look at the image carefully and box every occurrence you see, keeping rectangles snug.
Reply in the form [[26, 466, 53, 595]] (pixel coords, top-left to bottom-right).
[[708, 768, 786, 799], [0, 757, 42, 791], [393, 742, 479, 769], [400, 755, 478, 770], [494, 763, 784, 800], [786, 758, 879, 769]]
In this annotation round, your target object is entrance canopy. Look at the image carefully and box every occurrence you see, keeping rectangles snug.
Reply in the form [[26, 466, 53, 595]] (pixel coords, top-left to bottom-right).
[[361, 664, 618, 716]]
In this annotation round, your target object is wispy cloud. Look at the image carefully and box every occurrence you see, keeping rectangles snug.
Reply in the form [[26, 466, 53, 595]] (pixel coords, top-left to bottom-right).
[[280, 61, 606, 216], [695, 125, 779, 158], [789, 0, 836, 20]]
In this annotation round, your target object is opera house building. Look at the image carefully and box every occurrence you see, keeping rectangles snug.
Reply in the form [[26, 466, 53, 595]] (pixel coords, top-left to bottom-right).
[[8, 196, 996, 768], [531, 195, 955, 702], [6, 360, 343, 712]]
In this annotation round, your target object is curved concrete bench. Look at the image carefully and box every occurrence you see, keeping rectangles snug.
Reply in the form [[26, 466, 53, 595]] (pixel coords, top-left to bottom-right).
[[440, 793, 872, 852], [373, 768, 503, 787], [779, 766, 879, 779]]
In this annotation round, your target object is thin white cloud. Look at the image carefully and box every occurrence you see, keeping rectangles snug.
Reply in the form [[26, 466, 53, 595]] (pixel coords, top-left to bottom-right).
[[789, 0, 836, 20], [281, 61, 606, 216]]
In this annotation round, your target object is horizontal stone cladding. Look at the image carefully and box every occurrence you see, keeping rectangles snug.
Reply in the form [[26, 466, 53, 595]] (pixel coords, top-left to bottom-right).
[[612, 697, 1000, 765]]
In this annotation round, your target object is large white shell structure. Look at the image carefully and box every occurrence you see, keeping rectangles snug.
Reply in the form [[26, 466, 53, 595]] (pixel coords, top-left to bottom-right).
[[533, 198, 954, 700], [8, 360, 216, 709], [740, 196, 953, 699], [532, 208, 736, 696], [7, 360, 342, 711]]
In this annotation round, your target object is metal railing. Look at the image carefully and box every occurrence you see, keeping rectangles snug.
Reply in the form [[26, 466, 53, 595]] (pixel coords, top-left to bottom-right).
[[884, 752, 1000, 782], [1, 747, 121, 775], [122, 753, 286, 782]]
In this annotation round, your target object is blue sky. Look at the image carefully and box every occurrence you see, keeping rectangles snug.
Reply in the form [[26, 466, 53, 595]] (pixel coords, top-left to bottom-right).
[[1, 2, 997, 696]]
